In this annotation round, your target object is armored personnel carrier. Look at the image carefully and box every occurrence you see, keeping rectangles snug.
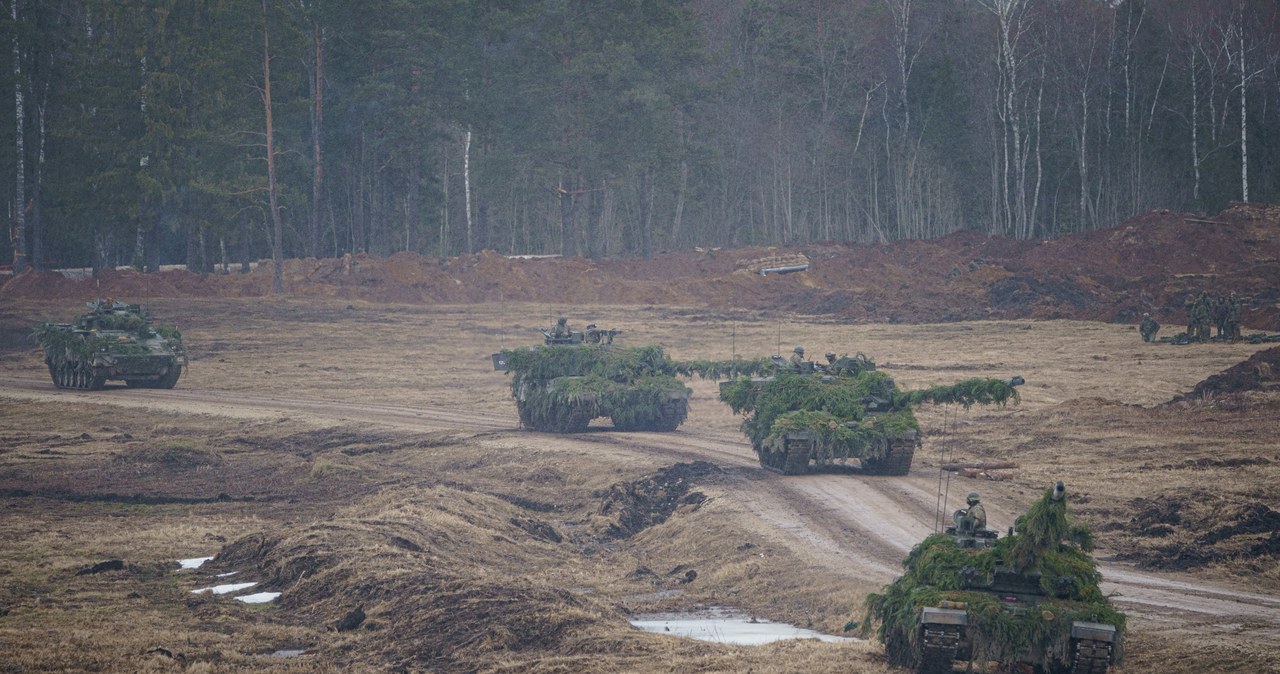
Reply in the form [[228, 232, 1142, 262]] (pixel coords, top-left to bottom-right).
[[864, 482, 1125, 674], [493, 319, 690, 433], [717, 351, 1021, 475], [33, 300, 187, 391]]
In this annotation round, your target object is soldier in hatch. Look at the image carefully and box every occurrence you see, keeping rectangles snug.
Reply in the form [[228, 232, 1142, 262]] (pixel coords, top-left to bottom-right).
[[551, 316, 571, 339], [953, 491, 987, 534], [789, 346, 807, 371]]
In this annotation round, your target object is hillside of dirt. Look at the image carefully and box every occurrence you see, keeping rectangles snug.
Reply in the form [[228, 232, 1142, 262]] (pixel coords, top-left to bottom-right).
[[4, 202, 1279, 331]]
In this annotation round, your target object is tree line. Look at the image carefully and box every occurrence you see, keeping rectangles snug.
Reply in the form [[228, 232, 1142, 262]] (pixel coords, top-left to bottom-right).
[[4, 0, 1278, 283]]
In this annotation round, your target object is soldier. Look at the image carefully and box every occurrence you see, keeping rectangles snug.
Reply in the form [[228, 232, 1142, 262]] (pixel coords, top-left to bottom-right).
[[789, 346, 807, 370], [1139, 313, 1160, 342], [585, 323, 601, 344], [552, 317, 570, 339], [954, 491, 988, 534], [1192, 292, 1211, 341], [1227, 292, 1243, 340], [823, 352, 838, 374]]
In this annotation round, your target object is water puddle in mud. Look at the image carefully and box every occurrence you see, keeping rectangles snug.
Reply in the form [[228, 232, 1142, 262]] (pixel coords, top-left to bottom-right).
[[236, 592, 281, 604], [630, 607, 860, 645], [177, 556, 279, 604], [192, 581, 257, 595]]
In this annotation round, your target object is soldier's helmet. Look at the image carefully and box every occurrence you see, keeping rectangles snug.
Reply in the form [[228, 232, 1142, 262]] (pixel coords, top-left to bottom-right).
[[586, 323, 596, 330], [966, 491, 980, 505], [557, 317, 567, 325], [794, 346, 805, 355], [1143, 312, 1150, 317], [825, 352, 836, 360]]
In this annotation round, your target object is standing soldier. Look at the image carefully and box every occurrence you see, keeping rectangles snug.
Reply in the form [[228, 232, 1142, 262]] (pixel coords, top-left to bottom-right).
[[1193, 292, 1211, 341], [1227, 292, 1243, 340], [1139, 313, 1160, 342]]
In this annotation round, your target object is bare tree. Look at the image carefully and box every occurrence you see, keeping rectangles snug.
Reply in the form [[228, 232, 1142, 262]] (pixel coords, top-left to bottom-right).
[[262, 0, 284, 292]]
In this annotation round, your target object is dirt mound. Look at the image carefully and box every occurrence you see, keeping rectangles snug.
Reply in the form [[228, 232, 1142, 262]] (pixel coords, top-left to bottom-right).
[[204, 484, 633, 670], [4, 203, 1279, 329], [1173, 346, 1280, 402], [1119, 491, 1280, 572], [595, 461, 719, 539]]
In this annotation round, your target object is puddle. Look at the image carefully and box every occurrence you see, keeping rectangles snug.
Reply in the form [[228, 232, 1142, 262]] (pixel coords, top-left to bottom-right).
[[630, 608, 860, 645], [236, 592, 281, 604], [191, 582, 257, 595], [177, 556, 214, 570], [270, 649, 305, 657]]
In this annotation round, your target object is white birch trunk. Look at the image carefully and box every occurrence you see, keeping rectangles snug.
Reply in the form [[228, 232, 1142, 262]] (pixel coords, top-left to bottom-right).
[[463, 127, 473, 253], [1238, 17, 1248, 203]]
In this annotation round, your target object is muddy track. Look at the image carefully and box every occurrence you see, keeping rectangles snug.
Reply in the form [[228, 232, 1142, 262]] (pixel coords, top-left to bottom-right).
[[5, 375, 1278, 633]]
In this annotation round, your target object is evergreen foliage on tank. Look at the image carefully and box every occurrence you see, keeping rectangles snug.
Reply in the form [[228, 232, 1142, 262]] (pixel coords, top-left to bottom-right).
[[713, 356, 1021, 475], [32, 300, 187, 391], [862, 484, 1125, 673], [499, 344, 693, 433]]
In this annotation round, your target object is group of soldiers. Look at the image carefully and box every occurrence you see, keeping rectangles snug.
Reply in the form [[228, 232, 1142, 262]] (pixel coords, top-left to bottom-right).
[[1139, 291, 1245, 343], [787, 346, 874, 376], [548, 317, 620, 345], [1185, 291, 1243, 342]]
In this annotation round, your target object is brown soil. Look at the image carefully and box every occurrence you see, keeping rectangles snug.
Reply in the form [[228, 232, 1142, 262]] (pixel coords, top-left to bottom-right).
[[4, 202, 1280, 331]]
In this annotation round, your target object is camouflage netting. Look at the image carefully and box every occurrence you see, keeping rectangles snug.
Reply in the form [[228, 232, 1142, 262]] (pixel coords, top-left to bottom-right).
[[717, 370, 1019, 458], [501, 344, 692, 431], [862, 485, 1125, 670]]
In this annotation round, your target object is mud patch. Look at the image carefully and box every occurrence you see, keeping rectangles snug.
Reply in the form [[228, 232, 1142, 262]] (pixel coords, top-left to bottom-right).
[[595, 461, 719, 539], [1120, 492, 1280, 570]]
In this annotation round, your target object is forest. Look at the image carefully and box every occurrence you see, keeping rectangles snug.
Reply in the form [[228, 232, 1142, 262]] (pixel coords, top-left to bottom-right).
[[3, 0, 1279, 280]]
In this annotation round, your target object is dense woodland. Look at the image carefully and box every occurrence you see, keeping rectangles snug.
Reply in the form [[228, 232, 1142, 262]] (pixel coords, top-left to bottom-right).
[[4, 0, 1279, 283]]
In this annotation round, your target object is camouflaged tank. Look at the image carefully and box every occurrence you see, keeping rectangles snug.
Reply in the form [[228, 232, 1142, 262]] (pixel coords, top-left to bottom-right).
[[33, 300, 187, 391], [717, 352, 1021, 475], [863, 482, 1125, 674], [492, 320, 690, 433]]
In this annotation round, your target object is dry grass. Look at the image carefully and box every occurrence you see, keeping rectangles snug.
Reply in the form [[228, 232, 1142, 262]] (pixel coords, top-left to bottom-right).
[[2, 298, 1278, 672]]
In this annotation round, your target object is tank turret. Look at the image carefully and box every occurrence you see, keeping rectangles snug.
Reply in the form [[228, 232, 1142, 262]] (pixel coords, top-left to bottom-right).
[[863, 482, 1126, 674], [716, 353, 1022, 476], [493, 320, 688, 433]]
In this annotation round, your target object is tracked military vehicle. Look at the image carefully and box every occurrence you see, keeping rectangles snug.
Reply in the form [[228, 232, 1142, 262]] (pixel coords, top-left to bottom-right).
[[493, 319, 690, 433], [33, 300, 187, 391], [717, 352, 1021, 475], [864, 482, 1125, 674]]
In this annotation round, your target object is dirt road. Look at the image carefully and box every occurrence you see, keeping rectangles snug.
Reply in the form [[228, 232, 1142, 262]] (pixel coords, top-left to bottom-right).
[[6, 374, 1276, 642]]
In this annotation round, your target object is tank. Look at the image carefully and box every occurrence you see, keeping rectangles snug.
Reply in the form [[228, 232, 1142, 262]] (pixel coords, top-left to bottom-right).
[[717, 352, 1022, 476], [863, 482, 1125, 674], [33, 300, 187, 391], [493, 319, 690, 433]]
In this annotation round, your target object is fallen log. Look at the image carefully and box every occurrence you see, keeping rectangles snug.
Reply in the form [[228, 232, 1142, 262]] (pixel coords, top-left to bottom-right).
[[941, 461, 1018, 472]]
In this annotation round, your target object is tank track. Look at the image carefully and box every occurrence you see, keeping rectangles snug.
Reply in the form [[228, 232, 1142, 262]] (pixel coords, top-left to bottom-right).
[[47, 361, 106, 391], [862, 439, 916, 476], [917, 624, 960, 674], [1070, 638, 1113, 674], [610, 398, 688, 432], [516, 400, 593, 433]]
